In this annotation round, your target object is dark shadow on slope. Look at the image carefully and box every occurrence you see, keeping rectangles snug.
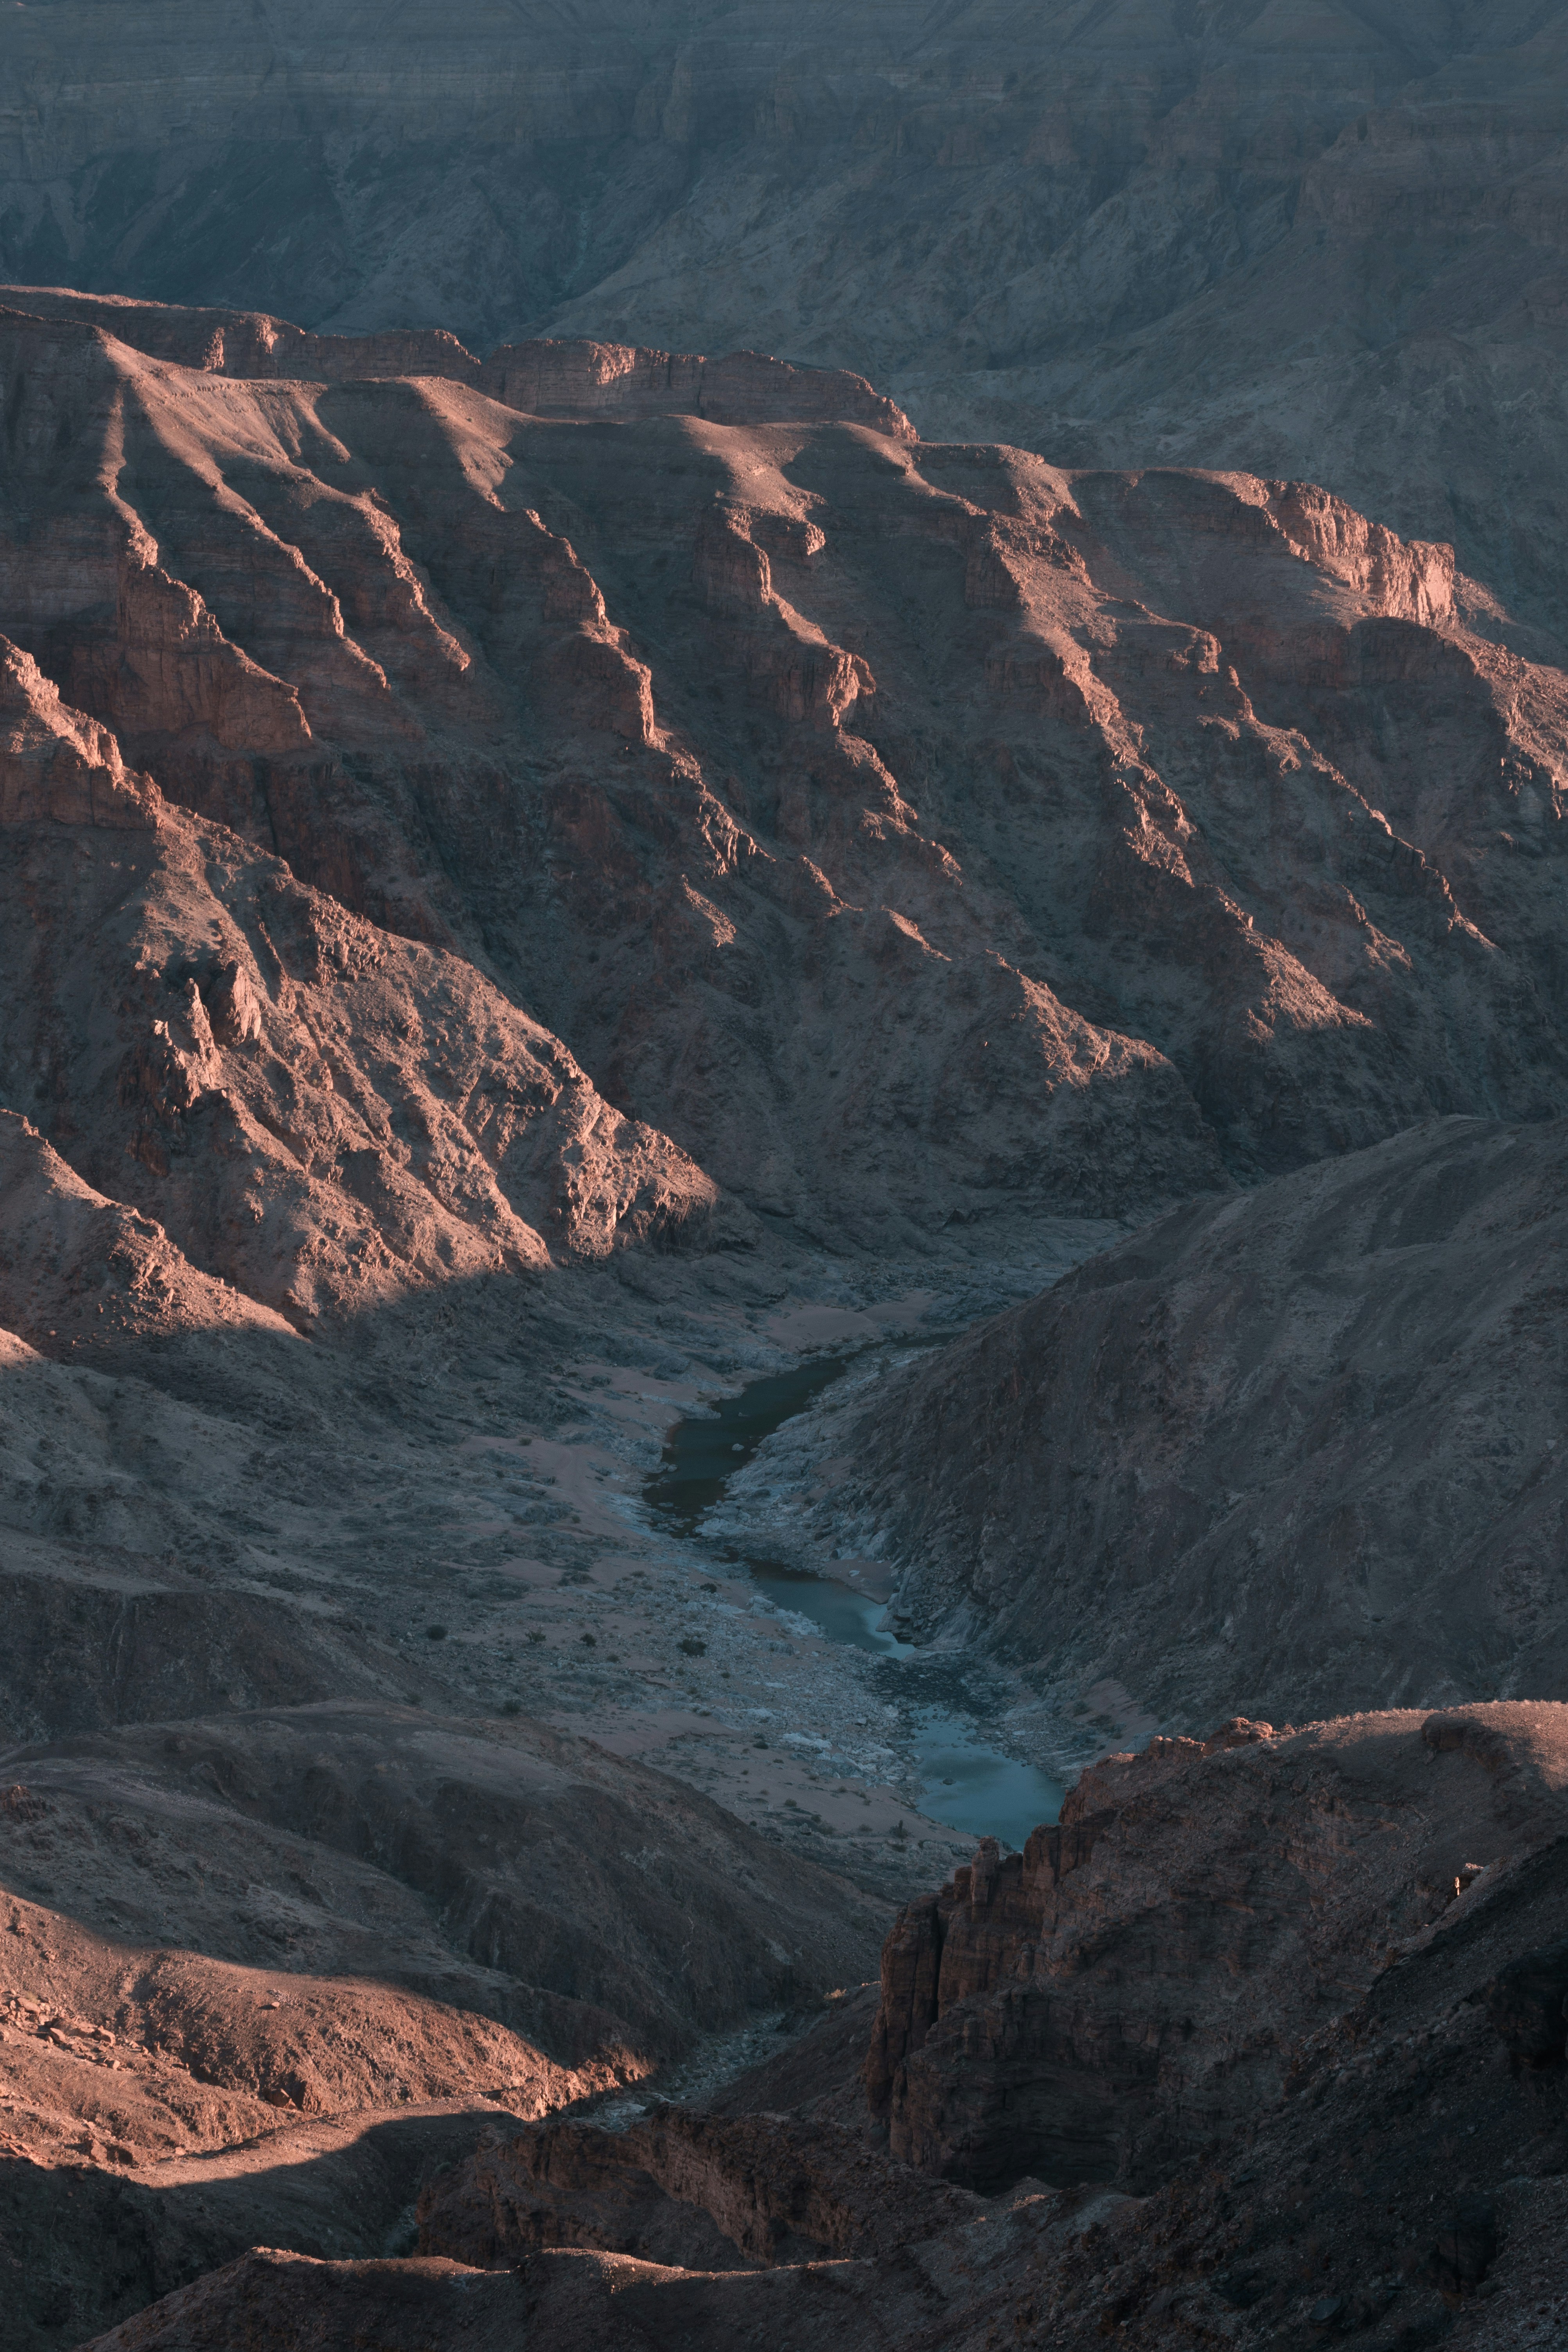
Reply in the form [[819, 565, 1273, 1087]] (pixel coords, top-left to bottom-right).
[[0, 2108, 515, 2352]]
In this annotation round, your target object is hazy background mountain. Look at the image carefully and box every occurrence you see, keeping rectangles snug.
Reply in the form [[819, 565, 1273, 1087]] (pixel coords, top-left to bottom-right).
[[5, 2, 1568, 634]]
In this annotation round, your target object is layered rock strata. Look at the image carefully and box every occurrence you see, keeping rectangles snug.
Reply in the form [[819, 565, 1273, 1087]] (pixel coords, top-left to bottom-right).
[[2, 6, 1566, 639], [0, 285, 1566, 2352], [0, 292, 916, 438]]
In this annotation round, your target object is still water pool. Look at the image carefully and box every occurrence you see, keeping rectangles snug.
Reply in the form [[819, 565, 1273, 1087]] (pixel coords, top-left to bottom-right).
[[646, 1357, 1063, 1851]]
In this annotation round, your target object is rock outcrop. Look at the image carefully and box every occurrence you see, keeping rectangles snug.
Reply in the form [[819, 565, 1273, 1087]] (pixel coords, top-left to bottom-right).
[[866, 1704, 1568, 2192], [0, 605, 723, 1330], [821, 1118, 1568, 1729], [0, 1111, 296, 1349], [2, 274, 1568, 2352], [0, 298, 1228, 1246], [417, 2106, 982, 2272], [75, 1704, 1568, 2352], [0, 638, 162, 828]]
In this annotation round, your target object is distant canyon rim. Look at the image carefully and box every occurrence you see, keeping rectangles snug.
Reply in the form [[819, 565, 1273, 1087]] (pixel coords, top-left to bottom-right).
[[5, 2, 1568, 641], [0, 6, 1566, 2345]]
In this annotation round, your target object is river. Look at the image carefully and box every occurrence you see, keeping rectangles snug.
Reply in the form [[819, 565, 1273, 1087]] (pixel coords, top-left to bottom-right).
[[644, 1356, 1063, 1851]]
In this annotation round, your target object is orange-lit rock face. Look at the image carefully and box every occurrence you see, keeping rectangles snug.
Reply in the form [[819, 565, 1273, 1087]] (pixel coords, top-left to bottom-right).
[[5, 296, 1568, 1287], [0, 639, 160, 829], [3, 5, 1564, 648], [0, 597, 720, 1327]]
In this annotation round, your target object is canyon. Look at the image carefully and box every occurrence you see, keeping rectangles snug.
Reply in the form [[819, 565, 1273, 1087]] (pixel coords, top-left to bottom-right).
[[70, 1702, 1568, 2351], [5, 289, 1568, 1263], [0, 178, 1562, 2352]]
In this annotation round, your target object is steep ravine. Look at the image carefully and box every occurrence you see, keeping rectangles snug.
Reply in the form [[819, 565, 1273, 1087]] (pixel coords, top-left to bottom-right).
[[0, 287, 1565, 2352]]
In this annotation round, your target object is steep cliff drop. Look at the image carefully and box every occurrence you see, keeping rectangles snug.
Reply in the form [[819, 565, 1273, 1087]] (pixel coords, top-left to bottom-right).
[[5, 294, 1568, 1250]]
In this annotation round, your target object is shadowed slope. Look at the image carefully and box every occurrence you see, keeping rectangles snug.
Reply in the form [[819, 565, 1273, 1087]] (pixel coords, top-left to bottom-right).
[[4, 5, 1568, 634], [823, 1117, 1568, 1729]]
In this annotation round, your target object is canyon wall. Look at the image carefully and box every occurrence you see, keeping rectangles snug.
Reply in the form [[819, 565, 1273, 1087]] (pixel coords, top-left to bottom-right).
[[1, 293, 1566, 2351], [2, 6, 1566, 636], [5, 295, 1568, 1280], [83, 1704, 1568, 2352], [866, 1705, 1568, 2193], [0, 631, 724, 1330], [823, 1117, 1568, 1731]]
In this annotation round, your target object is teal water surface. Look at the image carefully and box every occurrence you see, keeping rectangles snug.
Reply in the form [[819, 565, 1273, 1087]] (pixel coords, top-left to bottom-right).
[[646, 1359, 1063, 1849]]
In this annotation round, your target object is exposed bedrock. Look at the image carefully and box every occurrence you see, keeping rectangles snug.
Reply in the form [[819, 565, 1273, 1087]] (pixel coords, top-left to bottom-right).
[[0, 255, 1564, 2352], [866, 1704, 1568, 2193], [5, 299, 1568, 1275], [0, 292, 916, 439], [83, 1705, 1568, 2352], [417, 2105, 983, 2272], [0, 625, 725, 1333], [826, 1117, 1568, 1727]]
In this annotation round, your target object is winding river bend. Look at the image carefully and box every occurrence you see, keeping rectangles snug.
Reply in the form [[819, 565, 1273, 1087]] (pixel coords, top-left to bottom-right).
[[645, 1357, 1063, 1851]]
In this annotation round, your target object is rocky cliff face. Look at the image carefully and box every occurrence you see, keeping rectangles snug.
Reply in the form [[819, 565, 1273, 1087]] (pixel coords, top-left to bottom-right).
[[416, 2104, 982, 2272], [814, 1117, 1568, 1732], [866, 1706, 1568, 2192], [3, 7, 1565, 641], [4, 289, 1568, 2352], [0, 627, 722, 1331], [5, 295, 1568, 1268]]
